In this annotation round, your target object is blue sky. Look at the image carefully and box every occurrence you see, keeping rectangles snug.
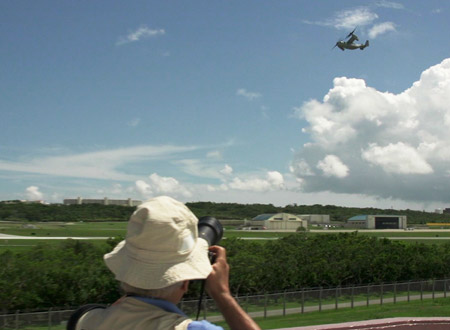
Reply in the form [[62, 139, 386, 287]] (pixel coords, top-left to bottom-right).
[[2, 1, 450, 211]]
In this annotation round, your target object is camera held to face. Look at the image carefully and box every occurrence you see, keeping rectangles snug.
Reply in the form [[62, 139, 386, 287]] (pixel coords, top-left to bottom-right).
[[197, 216, 223, 263]]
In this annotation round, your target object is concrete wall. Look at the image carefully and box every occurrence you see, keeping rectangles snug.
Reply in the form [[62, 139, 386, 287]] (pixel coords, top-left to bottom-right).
[[267, 219, 306, 230], [298, 214, 330, 224]]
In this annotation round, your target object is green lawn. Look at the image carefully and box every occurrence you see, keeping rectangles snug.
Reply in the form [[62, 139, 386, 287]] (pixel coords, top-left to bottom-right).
[[216, 298, 450, 329], [2, 222, 450, 253]]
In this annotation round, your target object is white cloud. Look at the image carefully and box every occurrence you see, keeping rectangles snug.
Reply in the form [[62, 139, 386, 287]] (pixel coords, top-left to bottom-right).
[[289, 159, 314, 177], [266, 171, 284, 187], [148, 173, 192, 198], [26, 186, 43, 201], [111, 183, 124, 194], [317, 155, 349, 178], [135, 180, 152, 197], [135, 173, 192, 199], [362, 142, 433, 174], [116, 26, 165, 46], [176, 159, 228, 180], [0, 144, 200, 181], [292, 58, 450, 203], [375, 1, 404, 9], [236, 88, 262, 101], [368, 22, 396, 38], [305, 8, 378, 30], [228, 171, 284, 192], [334, 8, 378, 30], [220, 164, 233, 176], [206, 151, 222, 159]]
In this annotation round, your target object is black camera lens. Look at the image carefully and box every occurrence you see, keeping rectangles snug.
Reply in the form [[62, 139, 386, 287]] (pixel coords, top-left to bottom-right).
[[198, 216, 223, 246]]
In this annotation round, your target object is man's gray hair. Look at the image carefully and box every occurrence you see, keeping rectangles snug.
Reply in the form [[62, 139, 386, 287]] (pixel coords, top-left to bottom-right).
[[120, 281, 184, 300]]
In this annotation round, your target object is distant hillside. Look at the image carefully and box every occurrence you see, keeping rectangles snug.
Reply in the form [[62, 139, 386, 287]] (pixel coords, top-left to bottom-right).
[[1, 201, 449, 224], [0, 202, 135, 221]]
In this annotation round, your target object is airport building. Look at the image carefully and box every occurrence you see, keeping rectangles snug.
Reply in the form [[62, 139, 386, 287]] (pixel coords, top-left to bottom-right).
[[63, 197, 141, 207], [297, 214, 330, 225], [347, 215, 407, 229], [248, 213, 307, 230]]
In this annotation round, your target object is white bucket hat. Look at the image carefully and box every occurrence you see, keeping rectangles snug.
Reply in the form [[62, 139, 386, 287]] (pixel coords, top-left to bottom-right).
[[104, 196, 212, 289]]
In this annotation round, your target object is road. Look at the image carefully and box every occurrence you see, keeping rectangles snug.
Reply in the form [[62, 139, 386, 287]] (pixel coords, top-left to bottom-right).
[[204, 292, 448, 323]]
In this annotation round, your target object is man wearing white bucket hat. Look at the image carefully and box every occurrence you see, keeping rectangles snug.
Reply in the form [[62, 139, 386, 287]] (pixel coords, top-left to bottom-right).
[[72, 196, 260, 330]]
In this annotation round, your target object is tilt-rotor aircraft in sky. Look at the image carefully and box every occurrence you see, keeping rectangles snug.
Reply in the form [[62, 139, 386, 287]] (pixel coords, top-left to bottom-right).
[[333, 28, 369, 51]]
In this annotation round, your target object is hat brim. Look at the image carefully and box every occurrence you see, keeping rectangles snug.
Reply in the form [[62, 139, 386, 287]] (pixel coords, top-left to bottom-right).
[[104, 238, 212, 289]]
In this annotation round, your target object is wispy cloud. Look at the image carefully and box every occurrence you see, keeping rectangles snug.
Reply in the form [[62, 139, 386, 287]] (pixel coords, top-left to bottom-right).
[[375, 1, 404, 10], [236, 88, 262, 101], [127, 118, 141, 127], [368, 22, 396, 38], [304, 8, 378, 30], [0, 145, 200, 181], [116, 26, 165, 46]]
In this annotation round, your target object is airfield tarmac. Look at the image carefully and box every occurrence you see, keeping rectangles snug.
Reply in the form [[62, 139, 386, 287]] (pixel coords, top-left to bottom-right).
[[0, 233, 110, 240]]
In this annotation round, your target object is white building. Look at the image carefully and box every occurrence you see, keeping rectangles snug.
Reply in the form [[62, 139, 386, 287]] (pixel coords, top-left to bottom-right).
[[249, 213, 307, 230], [63, 197, 141, 207]]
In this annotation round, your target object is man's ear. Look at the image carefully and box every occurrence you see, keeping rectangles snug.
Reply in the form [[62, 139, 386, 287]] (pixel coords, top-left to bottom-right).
[[181, 280, 189, 292]]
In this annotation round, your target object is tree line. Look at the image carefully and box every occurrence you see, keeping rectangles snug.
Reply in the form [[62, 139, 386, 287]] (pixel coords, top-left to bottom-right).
[[1, 201, 449, 224], [2, 233, 450, 312]]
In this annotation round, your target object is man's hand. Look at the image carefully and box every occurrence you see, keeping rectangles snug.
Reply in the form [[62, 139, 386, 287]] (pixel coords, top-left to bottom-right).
[[205, 246, 230, 299], [205, 246, 261, 330]]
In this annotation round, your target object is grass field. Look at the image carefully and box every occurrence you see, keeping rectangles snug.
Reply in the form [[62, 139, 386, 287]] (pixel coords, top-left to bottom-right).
[[216, 298, 450, 329], [1, 221, 450, 253]]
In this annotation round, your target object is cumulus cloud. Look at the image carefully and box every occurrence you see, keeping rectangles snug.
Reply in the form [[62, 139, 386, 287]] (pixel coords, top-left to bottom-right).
[[236, 88, 262, 101], [368, 22, 396, 38], [291, 58, 450, 203], [150, 173, 192, 197], [317, 155, 349, 178], [26, 186, 43, 201], [220, 164, 233, 176], [362, 142, 433, 174], [116, 26, 165, 46], [135, 180, 152, 196], [135, 173, 192, 199]]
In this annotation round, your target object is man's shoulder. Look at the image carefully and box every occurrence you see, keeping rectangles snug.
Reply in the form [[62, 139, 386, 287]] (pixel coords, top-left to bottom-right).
[[188, 320, 224, 330]]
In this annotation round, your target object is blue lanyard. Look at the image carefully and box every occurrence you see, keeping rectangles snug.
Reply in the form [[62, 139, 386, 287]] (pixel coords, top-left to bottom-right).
[[127, 295, 187, 317]]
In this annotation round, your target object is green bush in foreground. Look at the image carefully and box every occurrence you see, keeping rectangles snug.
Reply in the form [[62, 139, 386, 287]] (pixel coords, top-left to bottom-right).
[[2, 233, 450, 312], [0, 239, 120, 311]]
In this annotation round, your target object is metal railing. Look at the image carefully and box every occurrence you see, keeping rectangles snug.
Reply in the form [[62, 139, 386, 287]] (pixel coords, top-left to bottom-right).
[[1, 278, 449, 329]]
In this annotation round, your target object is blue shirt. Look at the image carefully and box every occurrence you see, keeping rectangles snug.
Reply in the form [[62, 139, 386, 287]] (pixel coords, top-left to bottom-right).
[[130, 296, 223, 330]]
